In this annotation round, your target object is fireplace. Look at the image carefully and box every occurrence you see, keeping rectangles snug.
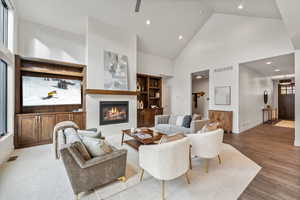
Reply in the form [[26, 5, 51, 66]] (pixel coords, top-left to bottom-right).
[[100, 101, 129, 125]]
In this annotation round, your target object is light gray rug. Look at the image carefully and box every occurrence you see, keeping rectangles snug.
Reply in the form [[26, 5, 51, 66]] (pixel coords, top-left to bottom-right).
[[0, 134, 261, 200]]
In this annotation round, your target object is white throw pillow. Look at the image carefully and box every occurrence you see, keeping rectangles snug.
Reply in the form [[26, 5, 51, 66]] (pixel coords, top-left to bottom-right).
[[81, 137, 113, 157], [176, 116, 184, 126]]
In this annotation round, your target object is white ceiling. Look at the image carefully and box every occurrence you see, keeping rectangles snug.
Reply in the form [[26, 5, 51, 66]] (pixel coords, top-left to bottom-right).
[[275, 0, 300, 49], [241, 53, 295, 77], [15, 0, 282, 59]]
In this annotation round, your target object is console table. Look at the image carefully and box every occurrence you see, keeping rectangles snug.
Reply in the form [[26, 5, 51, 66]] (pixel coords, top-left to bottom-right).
[[262, 108, 278, 124], [208, 110, 233, 133]]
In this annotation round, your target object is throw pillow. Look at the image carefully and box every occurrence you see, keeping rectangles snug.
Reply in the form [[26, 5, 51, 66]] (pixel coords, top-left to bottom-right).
[[169, 115, 178, 125], [82, 137, 113, 157], [78, 130, 102, 139], [207, 122, 220, 131], [159, 133, 186, 144], [176, 116, 184, 126], [192, 114, 202, 121], [199, 121, 220, 133], [182, 115, 192, 128], [64, 128, 81, 144], [70, 141, 92, 161]]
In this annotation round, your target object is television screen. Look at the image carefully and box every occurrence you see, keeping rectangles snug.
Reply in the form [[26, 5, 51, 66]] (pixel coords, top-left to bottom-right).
[[22, 76, 81, 107]]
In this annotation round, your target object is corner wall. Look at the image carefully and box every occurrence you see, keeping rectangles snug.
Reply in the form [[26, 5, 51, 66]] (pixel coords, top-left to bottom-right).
[[171, 13, 294, 133], [239, 66, 274, 132]]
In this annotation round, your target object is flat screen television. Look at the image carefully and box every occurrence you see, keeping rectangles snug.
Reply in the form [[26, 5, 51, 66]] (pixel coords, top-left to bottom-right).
[[22, 76, 82, 107]]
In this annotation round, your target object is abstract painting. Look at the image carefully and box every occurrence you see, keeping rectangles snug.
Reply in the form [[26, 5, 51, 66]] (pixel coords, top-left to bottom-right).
[[104, 51, 129, 90]]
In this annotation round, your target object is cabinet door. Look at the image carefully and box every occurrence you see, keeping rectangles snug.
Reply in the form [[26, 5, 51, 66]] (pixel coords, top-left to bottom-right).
[[73, 113, 85, 129], [39, 114, 56, 143], [17, 115, 38, 147], [55, 113, 72, 124]]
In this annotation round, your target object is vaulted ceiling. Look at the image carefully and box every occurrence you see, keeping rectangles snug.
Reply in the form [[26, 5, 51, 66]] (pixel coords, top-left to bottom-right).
[[15, 0, 282, 59]]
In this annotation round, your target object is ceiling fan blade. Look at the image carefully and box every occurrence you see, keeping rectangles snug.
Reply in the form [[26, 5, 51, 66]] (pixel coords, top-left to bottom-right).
[[135, 0, 141, 12]]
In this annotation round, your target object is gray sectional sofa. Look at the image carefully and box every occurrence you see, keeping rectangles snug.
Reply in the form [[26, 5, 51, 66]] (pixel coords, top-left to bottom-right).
[[154, 115, 209, 135]]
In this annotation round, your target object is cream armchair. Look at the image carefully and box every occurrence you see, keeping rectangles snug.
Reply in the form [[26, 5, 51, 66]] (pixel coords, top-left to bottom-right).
[[139, 137, 190, 200], [188, 129, 224, 173]]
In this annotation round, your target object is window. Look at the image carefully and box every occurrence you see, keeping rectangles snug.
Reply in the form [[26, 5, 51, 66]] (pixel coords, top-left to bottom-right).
[[0, 0, 8, 47], [0, 60, 7, 136]]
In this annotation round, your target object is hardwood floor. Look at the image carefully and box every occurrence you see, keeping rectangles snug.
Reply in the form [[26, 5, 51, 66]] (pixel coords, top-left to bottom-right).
[[224, 124, 300, 200]]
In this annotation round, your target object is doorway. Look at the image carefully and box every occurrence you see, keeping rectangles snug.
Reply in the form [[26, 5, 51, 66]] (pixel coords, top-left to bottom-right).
[[278, 82, 295, 120], [191, 70, 209, 119]]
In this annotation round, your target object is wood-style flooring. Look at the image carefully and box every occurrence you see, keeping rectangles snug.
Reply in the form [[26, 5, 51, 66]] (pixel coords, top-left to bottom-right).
[[224, 124, 300, 200]]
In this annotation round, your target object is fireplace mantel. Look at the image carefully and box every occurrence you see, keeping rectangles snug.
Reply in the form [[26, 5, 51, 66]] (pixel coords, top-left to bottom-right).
[[85, 89, 138, 96]]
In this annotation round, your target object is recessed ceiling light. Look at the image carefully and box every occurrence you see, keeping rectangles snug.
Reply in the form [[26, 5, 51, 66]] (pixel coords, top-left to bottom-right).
[[238, 4, 244, 10], [274, 69, 281, 72], [178, 35, 183, 40], [146, 20, 151, 25], [196, 75, 203, 79], [266, 61, 272, 65]]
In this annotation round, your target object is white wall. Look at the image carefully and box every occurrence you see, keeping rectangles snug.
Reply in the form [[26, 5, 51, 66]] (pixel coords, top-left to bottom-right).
[[137, 52, 173, 77], [171, 13, 294, 133], [239, 66, 274, 132], [85, 17, 137, 136], [18, 19, 85, 64], [137, 52, 173, 114], [192, 78, 209, 118], [0, 1, 18, 165]]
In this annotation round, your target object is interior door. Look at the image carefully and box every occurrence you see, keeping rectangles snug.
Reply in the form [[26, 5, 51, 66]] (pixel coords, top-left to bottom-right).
[[278, 84, 295, 120]]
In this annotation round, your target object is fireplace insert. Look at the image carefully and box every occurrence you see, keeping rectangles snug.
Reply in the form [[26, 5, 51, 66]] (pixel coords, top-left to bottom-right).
[[100, 101, 129, 125]]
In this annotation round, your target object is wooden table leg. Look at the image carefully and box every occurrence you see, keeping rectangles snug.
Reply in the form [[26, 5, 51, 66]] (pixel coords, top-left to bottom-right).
[[121, 132, 125, 146], [189, 145, 192, 170]]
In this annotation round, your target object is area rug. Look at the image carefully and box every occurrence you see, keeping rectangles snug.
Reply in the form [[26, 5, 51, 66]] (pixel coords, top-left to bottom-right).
[[0, 134, 261, 200], [274, 120, 295, 128]]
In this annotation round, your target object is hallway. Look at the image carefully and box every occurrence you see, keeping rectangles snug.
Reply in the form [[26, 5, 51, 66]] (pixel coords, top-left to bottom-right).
[[224, 124, 300, 200]]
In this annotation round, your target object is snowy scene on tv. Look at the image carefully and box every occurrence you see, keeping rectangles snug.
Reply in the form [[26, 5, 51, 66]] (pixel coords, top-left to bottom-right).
[[22, 76, 81, 107]]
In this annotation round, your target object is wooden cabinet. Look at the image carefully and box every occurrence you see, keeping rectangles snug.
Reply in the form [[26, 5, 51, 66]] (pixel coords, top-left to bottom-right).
[[17, 114, 39, 147], [209, 110, 233, 133], [137, 108, 163, 127], [39, 114, 56, 143], [15, 112, 85, 148]]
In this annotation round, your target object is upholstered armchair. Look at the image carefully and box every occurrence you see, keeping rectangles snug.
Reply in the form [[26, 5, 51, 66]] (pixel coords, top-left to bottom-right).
[[188, 129, 224, 173], [60, 145, 127, 199], [139, 137, 191, 200]]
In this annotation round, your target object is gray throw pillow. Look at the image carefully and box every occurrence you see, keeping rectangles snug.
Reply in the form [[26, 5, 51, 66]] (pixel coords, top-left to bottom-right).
[[82, 137, 113, 157], [182, 115, 192, 128]]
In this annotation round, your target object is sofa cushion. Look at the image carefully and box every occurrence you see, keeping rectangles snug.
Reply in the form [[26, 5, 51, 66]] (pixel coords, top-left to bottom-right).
[[155, 124, 191, 135], [182, 115, 192, 128], [82, 137, 113, 157], [70, 141, 91, 161], [159, 133, 186, 144]]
